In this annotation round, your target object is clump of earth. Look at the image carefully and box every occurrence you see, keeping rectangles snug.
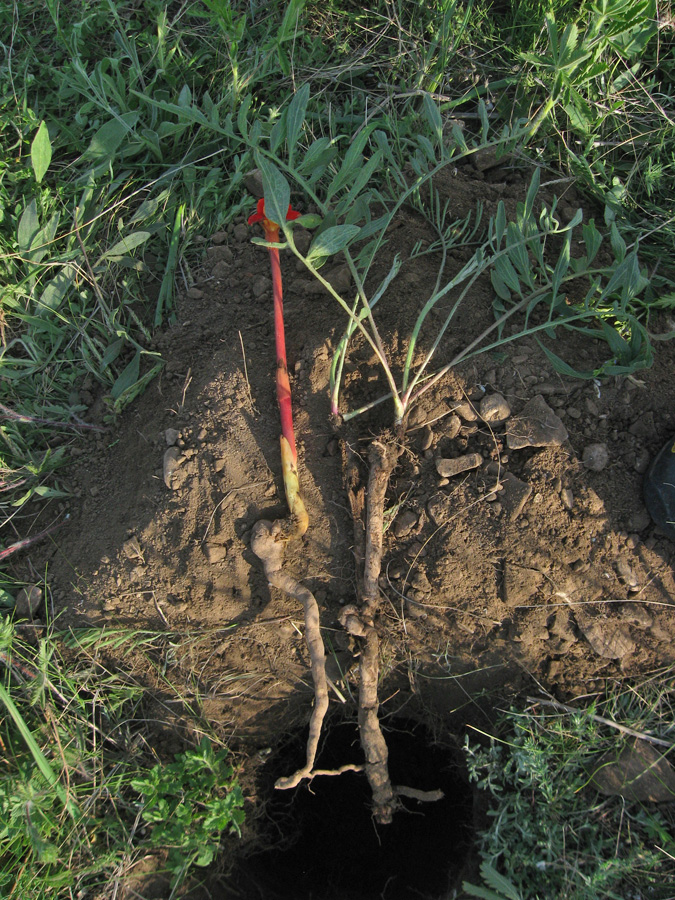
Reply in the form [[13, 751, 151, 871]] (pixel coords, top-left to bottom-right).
[[22, 155, 675, 894]]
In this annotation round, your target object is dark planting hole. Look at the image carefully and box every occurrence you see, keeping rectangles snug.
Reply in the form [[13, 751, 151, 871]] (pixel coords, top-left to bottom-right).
[[237, 717, 475, 900]]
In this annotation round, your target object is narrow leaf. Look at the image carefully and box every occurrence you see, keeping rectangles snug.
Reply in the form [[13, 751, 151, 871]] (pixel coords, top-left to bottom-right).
[[551, 231, 571, 299], [524, 168, 541, 221], [337, 151, 382, 214], [18, 200, 39, 252], [478, 99, 490, 143], [237, 95, 252, 138], [422, 93, 443, 145], [111, 351, 141, 400], [610, 222, 627, 263], [582, 221, 602, 265], [286, 83, 310, 166], [307, 225, 360, 262], [270, 111, 287, 154], [325, 125, 376, 200], [31, 122, 52, 184], [491, 271, 511, 301], [101, 231, 152, 260], [539, 340, 596, 378], [451, 123, 467, 153], [39, 265, 76, 313], [255, 153, 290, 229], [86, 112, 139, 161], [494, 202, 506, 246]]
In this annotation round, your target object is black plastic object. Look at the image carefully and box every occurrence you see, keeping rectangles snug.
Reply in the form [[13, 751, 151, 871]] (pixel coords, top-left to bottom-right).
[[643, 435, 675, 538]]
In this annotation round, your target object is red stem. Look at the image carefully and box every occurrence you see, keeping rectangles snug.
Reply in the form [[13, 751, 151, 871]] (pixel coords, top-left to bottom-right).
[[268, 246, 297, 463]]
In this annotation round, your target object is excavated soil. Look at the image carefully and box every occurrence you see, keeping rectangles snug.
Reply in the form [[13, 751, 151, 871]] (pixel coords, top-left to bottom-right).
[[23, 156, 675, 897]]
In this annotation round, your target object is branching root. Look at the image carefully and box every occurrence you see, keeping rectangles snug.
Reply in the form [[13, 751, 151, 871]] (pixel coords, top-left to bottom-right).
[[250, 519, 329, 790]]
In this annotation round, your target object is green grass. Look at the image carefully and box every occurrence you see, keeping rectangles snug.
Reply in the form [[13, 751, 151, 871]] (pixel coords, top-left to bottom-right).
[[464, 675, 675, 899], [1, 0, 674, 894], [0, 619, 244, 899]]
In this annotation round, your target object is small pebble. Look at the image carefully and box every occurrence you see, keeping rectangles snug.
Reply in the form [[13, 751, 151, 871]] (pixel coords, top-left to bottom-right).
[[15, 585, 43, 618], [479, 392, 511, 424], [420, 425, 434, 452], [582, 443, 610, 472], [187, 287, 204, 300], [435, 453, 482, 478], [165, 428, 180, 447], [617, 557, 639, 589], [163, 447, 184, 489], [561, 488, 574, 510], [453, 401, 478, 422], [393, 510, 418, 539], [203, 543, 228, 564], [445, 415, 461, 439]]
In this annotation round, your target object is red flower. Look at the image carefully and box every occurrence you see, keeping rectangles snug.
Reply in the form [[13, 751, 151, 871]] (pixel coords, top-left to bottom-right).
[[248, 198, 301, 241]]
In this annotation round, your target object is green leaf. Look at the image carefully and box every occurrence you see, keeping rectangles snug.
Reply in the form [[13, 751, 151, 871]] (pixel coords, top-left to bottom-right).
[[255, 153, 290, 229], [325, 125, 376, 200], [31, 121, 52, 184], [269, 111, 287, 154], [177, 84, 192, 108], [451, 123, 467, 153], [422, 92, 443, 145], [111, 351, 141, 400], [294, 213, 322, 228], [85, 112, 139, 162], [583, 221, 602, 265], [307, 225, 360, 262], [538, 341, 596, 378], [101, 231, 152, 260], [506, 223, 534, 289], [286, 83, 309, 166], [494, 254, 521, 296], [551, 231, 571, 299], [299, 136, 335, 173], [17, 200, 39, 252], [336, 151, 382, 215], [524, 168, 540, 221], [491, 270, 512, 302], [610, 222, 627, 263], [39, 265, 76, 313], [27, 211, 60, 264], [101, 337, 125, 369], [237, 95, 252, 138], [494, 202, 506, 246], [478, 99, 490, 143]]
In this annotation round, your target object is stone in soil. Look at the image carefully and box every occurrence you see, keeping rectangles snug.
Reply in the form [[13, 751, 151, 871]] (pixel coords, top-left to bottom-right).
[[498, 472, 533, 521], [643, 433, 675, 538], [590, 740, 675, 802], [163, 447, 184, 489], [575, 617, 635, 659], [582, 442, 610, 472], [203, 543, 228, 564], [15, 585, 42, 618], [479, 392, 511, 424], [435, 453, 482, 478], [393, 510, 418, 539], [506, 394, 568, 449]]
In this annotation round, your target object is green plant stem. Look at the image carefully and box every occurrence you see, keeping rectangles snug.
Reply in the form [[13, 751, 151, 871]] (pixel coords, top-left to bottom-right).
[[0, 682, 78, 818], [284, 232, 405, 421]]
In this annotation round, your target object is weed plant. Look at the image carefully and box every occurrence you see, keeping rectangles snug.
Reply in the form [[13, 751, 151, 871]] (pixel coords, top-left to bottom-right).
[[464, 679, 675, 899], [0, 619, 243, 899]]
